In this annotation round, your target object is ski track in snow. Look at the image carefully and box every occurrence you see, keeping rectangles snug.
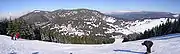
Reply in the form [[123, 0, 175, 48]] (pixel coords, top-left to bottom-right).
[[1, 33, 180, 54]]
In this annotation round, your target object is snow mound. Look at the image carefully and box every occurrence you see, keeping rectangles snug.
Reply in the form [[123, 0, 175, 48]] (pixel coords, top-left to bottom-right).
[[1, 33, 180, 54]]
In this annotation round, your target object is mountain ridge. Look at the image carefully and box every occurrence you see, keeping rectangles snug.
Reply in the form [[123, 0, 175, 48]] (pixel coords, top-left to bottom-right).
[[18, 9, 176, 36], [105, 11, 179, 20], [11, 9, 176, 43], [18, 9, 122, 37]]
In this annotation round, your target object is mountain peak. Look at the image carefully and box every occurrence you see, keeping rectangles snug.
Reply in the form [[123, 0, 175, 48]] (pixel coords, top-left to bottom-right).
[[32, 10, 43, 13], [32, 10, 50, 13]]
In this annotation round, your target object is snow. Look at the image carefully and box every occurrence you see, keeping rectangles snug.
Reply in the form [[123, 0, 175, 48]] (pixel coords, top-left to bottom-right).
[[105, 23, 120, 34], [129, 18, 175, 33], [173, 14, 179, 17], [50, 24, 60, 30], [84, 22, 92, 24], [33, 10, 41, 13], [117, 18, 176, 35], [1, 33, 180, 54], [129, 18, 166, 33], [105, 28, 115, 33], [115, 28, 133, 35], [69, 32, 84, 36], [105, 17, 117, 23], [35, 22, 49, 26], [58, 24, 86, 36], [72, 11, 78, 14], [42, 23, 51, 28], [95, 33, 104, 36], [91, 23, 99, 27]]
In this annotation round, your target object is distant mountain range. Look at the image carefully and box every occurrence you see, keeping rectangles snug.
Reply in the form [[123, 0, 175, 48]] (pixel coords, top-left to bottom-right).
[[105, 11, 179, 20], [15, 9, 178, 39]]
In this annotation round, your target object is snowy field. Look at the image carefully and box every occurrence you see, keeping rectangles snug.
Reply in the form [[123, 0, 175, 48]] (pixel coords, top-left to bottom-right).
[[1, 33, 180, 54]]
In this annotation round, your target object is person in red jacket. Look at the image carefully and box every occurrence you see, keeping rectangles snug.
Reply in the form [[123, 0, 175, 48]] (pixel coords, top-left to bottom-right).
[[15, 32, 20, 40]]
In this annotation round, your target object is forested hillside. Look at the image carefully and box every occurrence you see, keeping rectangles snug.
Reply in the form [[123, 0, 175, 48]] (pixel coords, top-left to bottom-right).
[[0, 17, 115, 44]]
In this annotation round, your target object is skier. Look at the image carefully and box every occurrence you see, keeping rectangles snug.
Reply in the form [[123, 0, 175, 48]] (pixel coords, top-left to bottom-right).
[[142, 40, 153, 54], [11, 33, 14, 40], [15, 32, 20, 40]]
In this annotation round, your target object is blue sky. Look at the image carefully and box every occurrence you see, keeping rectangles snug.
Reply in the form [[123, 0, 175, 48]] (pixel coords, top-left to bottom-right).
[[0, 0, 180, 17]]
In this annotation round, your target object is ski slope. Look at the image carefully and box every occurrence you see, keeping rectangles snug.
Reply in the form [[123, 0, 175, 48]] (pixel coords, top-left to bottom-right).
[[1, 33, 180, 54]]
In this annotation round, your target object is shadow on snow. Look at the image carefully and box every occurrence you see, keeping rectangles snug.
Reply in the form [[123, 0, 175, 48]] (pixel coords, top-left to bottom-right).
[[9, 52, 39, 54], [113, 49, 144, 54], [152, 34, 180, 40], [32, 52, 39, 54]]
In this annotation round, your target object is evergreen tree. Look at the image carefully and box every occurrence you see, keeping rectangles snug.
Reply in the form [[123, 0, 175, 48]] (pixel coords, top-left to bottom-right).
[[176, 17, 180, 32], [0, 18, 8, 35], [33, 27, 41, 40]]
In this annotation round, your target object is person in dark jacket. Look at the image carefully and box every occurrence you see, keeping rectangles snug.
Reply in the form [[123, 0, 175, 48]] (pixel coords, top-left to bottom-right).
[[142, 40, 153, 54], [11, 33, 14, 40]]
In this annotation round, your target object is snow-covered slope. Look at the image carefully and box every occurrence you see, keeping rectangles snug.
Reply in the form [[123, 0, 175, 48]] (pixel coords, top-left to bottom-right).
[[127, 18, 175, 34], [173, 14, 179, 18], [115, 18, 175, 35], [1, 33, 180, 54]]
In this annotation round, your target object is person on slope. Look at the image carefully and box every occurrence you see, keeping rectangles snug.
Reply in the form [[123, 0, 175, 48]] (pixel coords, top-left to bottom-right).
[[15, 32, 20, 40], [142, 40, 153, 54], [11, 33, 14, 40]]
